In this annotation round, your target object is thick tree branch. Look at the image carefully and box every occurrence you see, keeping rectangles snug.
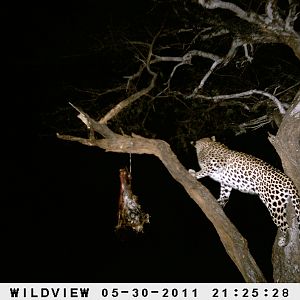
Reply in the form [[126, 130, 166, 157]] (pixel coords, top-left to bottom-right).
[[268, 88, 300, 191], [57, 108, 266, 282]]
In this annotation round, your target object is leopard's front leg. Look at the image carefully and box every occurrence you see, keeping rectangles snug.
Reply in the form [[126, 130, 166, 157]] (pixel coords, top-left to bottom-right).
[[188, 168, 209, 179], [218, 183, 232, 208], [189, 169, 232, 208]]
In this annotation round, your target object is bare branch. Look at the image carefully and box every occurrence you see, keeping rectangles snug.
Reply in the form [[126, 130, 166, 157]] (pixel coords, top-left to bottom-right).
[[192, 89, 286, 114], [275, 82, 300, 97], [239, 115, 272, 132], [198, 0, 300, 60], [151, 50, 222, 90], [68, 103, 117, 138], [223, 38, 244, 64], [186, 28, 230, 50], [152, 50, 221, 65], [57, 113, 266, 282], [188, 59, 223, 97], [265, 0, 282, 23], [200, 28, 230, 40], [286, 0, 300, 30], [243, 44, 253, 63], [72, 85, 126, 98], [69, 102, 91, 129], [198, 60, 222, 88], [100, 72, 157, 124], [124, 63, 146, 92], [165, 61, 186, 89], [188, 50, 222, 61], [198, 0, 264, 25], [99, 31, 162, 124], [56, 134, 99, 147], [152, 37, 246, 98], [186, 38, 244, 97]]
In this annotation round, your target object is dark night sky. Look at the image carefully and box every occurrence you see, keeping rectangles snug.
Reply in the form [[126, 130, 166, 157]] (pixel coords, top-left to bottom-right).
[[7, 0, 297, 283]]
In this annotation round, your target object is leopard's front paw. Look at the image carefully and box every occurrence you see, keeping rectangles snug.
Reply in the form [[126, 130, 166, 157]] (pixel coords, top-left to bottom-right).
[[188, 169, 196, 177], [217, 199, 227, 208]]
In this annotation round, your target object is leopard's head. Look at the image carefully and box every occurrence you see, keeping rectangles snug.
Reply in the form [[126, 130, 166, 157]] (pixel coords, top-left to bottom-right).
[[194, 136, 216, 152]]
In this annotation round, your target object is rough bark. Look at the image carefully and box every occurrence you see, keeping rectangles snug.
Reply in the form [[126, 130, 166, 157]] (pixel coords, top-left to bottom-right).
[[269, 89, 300, 282], [272, 200, 300, 283], [269, 89, 300, 193], [57, 107, 266, 282]]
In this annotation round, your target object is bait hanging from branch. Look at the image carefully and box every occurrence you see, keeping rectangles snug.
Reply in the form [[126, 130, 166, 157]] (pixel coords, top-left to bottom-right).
[[115, 168, 150, 233]]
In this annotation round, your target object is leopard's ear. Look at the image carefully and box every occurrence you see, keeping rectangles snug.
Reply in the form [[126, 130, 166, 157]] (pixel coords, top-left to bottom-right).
[[211, 136, 216, 142], [190, 141, 196, 146]]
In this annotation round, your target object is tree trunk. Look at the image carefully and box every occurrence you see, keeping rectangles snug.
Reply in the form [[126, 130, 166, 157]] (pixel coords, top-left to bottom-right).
[[269, 88, 300, 194], [272, 201, 300, 283], [269, 88, 300, 282]]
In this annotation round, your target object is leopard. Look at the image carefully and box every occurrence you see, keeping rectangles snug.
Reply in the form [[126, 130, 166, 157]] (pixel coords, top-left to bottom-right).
[[189, 137, 300, 247]]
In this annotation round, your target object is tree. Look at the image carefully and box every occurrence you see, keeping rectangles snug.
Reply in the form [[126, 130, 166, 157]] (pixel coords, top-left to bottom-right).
[[58, 0, 300, 282]]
